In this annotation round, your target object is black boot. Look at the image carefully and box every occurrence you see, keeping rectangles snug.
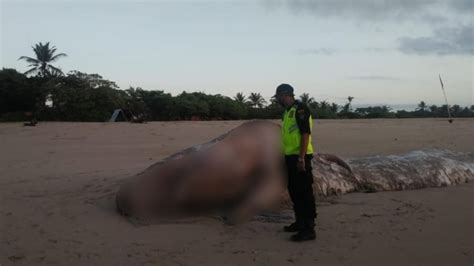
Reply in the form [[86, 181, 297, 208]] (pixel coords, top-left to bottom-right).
[[290, 220, 316, 241], [290, 229, 316, 242], [283, 220, 304, 232]]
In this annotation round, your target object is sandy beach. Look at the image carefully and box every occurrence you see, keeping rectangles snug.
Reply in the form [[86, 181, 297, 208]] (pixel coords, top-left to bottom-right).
[[1, 118, 473, 265]]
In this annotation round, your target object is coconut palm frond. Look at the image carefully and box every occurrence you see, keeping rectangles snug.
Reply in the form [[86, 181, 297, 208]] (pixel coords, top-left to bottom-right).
[[234, 92, 247, 104], [249, 92, 267, 108], [50, 53, 67, 62], [47, 65, 64, 77], [18, 56, 40, 64], [24, 67, 39, 76], [19, 42, 67, 77], [299, 93, 314, 105]]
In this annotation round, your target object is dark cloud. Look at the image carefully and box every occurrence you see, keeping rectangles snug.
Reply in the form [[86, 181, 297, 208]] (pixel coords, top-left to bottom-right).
[[399, 24, 473, 55], [449, 0, 473, 13], [271, 0, 430, 21], [263, 0, 471, 23], [264, 0, 472, 57]]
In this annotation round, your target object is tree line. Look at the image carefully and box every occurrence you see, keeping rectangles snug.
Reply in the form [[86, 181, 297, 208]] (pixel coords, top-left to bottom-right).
[[1, 42, 473, 122]]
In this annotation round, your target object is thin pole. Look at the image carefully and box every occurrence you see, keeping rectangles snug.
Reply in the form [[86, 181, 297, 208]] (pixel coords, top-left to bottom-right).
[[439, 74, 452, 120]]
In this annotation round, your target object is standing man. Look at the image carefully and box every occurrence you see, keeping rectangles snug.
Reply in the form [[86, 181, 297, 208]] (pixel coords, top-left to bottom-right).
[[275, 83, 316, 242]]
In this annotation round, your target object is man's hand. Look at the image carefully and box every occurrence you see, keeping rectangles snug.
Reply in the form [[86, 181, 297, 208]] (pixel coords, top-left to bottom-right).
[[297, 157, 305, 172]]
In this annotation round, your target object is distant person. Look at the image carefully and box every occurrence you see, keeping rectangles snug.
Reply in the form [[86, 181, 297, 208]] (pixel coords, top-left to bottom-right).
[[274, 83, 316, 242]]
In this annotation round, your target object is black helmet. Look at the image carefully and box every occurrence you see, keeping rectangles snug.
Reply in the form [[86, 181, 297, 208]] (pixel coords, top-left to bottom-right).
[[274, 83, 294, 97]]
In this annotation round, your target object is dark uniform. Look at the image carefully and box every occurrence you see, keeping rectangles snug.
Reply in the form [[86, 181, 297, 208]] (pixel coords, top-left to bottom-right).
[[283, 100, 317, 239]]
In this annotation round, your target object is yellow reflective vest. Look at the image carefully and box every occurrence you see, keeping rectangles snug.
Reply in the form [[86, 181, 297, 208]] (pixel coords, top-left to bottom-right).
[[282, 103, 314, 156]]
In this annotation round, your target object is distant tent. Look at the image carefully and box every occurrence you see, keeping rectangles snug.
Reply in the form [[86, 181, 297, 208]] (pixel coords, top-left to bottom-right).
[[109, 109, 128, 122]]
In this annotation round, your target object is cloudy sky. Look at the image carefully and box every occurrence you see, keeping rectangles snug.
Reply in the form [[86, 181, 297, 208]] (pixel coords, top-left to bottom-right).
[[1, 0, 472, 107]]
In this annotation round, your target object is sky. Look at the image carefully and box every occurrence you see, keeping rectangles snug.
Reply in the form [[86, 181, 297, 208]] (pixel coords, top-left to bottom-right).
[[1, 0, 472, 107]]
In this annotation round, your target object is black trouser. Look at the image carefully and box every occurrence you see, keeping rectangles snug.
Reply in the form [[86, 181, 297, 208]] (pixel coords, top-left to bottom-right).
[[285, 155, 317, 228]]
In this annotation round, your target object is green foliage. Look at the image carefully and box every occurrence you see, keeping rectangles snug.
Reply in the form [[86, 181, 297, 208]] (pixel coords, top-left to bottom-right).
[[168, 92, 249, 120], [125, 87, 149, 118], [2, 64, 474, 121], [299, 93, 315, 105], [248, 92, 266, 108], [138, 89, 174, 120], [337, 96, 360, 118], [18, 42, 67, 78], [0, 68, 46, 121], [396, 103, 474, 119], [0, 68, 36, 113], [41, 71, 126, 121], [310, 100, 338, 119], [234, 92, 247, 105], [174, 92, 210, 119], [355, 105, 396, 118]]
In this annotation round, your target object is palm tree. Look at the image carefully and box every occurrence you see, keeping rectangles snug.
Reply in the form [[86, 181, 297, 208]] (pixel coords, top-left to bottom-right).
[[309, 101, 319, 110], [299, 93, 315, 105], [343, 96, 354, 113], [417, 101, 427, 112], [450, 104, 461, 116], [234, 92, 247, 105], [381, 105, 391, 114], [248, 92, 266, 108], [319, 100, 329, 111], [18, 42, 67, 77]]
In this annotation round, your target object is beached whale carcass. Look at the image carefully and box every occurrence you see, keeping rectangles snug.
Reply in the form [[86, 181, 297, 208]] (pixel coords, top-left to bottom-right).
[[116, 120, 474, 221], [116, 121, 286, 222], [311, 150, 474, 196]]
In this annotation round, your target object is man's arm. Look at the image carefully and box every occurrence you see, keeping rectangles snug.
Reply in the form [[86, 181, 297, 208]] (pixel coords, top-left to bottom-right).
[[295, 103, 312, 171], [295, 103, 312, 158], [299, 133, 310, 159]]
